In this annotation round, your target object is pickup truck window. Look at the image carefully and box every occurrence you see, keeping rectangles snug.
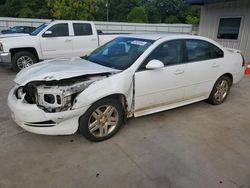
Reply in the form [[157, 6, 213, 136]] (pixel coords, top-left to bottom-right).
[[87, 37, 154, 70], [30, 23, 49, 36], [73, 23, 93, 36], [46, 23, 69, 37]]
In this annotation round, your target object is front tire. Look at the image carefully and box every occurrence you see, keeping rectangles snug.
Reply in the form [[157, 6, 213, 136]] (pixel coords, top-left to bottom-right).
[[12, 51, 37, 72], [79, 98, 124, 142], [207, 76, 232, 105]]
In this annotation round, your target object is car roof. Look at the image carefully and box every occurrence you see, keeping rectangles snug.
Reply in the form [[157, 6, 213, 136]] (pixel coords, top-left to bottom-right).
[[120, 33, 209, 41]]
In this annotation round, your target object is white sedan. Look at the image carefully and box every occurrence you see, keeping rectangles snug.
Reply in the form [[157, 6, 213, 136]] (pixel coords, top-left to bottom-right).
[[8, 34, 246, 141]]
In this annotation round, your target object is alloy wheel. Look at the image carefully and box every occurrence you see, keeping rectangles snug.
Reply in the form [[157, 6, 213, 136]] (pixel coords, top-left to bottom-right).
[[214, 80, 229, 102], [88, 105, 119, 137], [17, 56, 34, 70]]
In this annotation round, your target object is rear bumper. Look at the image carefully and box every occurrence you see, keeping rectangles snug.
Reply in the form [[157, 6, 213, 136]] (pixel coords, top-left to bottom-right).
[[233, 68, 245, 84], [0, 52, 11, 63]]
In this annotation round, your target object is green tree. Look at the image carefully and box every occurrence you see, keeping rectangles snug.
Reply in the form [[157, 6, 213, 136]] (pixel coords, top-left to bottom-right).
[[127, 6, 148, 23], [164, 15, 181, 24], [186, 15, 199, 25], [0, 0, 51, 18], [47, 0, 96, 20], [154, 0, 184, 23], [178, 5, 200, 24], [108, 0, 142, 22]]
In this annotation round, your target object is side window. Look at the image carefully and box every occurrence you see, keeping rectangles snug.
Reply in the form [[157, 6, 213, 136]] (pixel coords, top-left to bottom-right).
[[24, 27, 30, 33], [73, 23, 93, 36], [46, 23, 69, 37], [144, 40, 183, 67], [211, 44, 224, 58], [185, 40, 223, 62], [185, 40, 212, 62]]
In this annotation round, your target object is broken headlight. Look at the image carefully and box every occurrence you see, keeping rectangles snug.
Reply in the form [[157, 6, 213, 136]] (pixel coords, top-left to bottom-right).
[[36, 80, 94, 112], [16, 86, 24, 99]]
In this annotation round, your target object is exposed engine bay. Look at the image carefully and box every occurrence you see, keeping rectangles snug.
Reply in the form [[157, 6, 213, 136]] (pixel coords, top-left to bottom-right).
[[16, 74, 110, 113]]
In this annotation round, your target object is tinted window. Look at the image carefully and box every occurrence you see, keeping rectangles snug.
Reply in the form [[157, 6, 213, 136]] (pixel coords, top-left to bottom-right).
[[73, 23, 92, 36], [211, 44, 224, 58], [46, 23, 69, 37], [145, 40, 183, 67], [31, 23, 49, 36], [185, 40, 223, 62], [217, 17, 241, 40]]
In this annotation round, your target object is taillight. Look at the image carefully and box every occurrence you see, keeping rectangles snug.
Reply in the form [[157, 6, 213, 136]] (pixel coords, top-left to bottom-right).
[[240, 53, 245, 67]]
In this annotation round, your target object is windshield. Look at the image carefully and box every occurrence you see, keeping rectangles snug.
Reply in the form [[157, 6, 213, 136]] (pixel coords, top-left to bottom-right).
[[30, 23, 49, 36], [86, 37, 154, 70]]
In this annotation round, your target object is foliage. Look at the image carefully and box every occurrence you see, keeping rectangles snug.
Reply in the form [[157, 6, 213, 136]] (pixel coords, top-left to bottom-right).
[[47, 0, 96, 20], [0, 0, 51, 18], [164, 15, 181, 24], [186, 15, 199, 25], [127, 6, 148, 23], [0, 0, 201, 24]]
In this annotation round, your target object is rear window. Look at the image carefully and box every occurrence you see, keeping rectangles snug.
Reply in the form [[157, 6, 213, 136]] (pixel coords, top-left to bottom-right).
[[73, 23, 93, 36]]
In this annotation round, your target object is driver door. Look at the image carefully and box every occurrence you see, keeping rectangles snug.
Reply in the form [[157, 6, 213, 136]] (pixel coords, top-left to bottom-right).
[[134, 40, 187, 116], [40, 23, 73, 59]]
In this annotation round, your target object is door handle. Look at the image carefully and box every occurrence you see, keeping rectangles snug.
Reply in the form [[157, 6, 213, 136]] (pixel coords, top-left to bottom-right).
[[174, 69, 184, 75], [91, 38, 97, 41], [65, 39, 72, 42]]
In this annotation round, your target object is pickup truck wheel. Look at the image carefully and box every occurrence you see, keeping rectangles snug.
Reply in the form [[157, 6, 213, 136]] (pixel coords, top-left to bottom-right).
[[12, 51, 37, 72], [207, 76, 232, 105], [79, 98, 124, 142]]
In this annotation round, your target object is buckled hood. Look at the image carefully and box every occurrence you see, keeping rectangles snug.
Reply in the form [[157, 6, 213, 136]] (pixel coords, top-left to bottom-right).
[[15, 57, 120, 85]]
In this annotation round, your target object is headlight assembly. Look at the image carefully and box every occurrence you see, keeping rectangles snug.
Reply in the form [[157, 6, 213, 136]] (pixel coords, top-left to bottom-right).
[[16, 87, 24, 99], [36, 80, 95, 112]]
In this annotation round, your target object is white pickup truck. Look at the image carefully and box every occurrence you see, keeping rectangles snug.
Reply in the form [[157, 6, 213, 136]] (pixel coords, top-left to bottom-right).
[[0, 20, 120, 71]]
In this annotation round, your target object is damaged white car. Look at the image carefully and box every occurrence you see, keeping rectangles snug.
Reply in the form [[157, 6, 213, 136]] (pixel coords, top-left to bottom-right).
[[8, 34, 245, 141]]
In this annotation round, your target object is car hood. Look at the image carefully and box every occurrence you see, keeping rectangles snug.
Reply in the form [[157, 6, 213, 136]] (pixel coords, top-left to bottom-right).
[[15, 57, 120, 85], [0, 33, 29, 38]]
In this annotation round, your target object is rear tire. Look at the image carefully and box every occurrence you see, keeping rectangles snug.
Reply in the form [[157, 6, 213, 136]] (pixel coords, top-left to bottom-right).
[[79, 98, 124, 142], [207, 76, 232, 105], [12, 51, 37, 72]]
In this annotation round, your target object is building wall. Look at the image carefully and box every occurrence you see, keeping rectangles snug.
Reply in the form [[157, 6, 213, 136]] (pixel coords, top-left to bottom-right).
[[199, 0, 250, 61], [0, 17, 192, 34]]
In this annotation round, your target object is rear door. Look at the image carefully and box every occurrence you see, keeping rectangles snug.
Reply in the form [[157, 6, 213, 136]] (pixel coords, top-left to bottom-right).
[[183, 39, 224, 100], [40, 23, 73, 59], [72, 23, 98, 56], [134, 40, 187, 113]]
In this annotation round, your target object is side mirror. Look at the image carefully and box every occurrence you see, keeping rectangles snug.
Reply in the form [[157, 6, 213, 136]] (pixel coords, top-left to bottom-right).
[[145, 59, 164, 70], [43, 30, 53, 37]]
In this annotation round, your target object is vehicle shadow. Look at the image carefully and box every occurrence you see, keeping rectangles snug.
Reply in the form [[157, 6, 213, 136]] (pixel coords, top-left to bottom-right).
[[0, 62, 14, 74]]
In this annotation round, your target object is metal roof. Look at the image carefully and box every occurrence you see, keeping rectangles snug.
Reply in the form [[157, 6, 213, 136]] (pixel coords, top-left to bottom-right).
[[185, 0, 238, 5]]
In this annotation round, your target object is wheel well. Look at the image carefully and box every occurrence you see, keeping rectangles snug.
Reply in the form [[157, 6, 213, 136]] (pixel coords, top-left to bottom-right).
[[221, 73, 233, 85], [10, 48, 39, 61], [98, 94, 129, 116]]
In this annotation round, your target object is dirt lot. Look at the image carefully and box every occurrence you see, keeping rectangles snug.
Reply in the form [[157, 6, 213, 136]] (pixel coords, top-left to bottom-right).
[[0, 63, 250, 188]]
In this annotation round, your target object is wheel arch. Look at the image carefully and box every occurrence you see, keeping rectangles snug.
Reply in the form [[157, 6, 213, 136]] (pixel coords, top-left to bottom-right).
[[94, 93, 129, 115], [220, 73, 233, 85], [10, 47, 39, 61]]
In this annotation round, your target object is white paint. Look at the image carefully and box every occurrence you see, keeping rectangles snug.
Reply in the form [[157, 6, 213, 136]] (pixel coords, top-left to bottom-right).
[[0, 20, 119, 62], [8, 34, 245, 135]]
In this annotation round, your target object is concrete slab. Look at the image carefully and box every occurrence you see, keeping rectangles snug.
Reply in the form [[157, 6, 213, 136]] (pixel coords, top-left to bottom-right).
[[0, 64, 250, 188]]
